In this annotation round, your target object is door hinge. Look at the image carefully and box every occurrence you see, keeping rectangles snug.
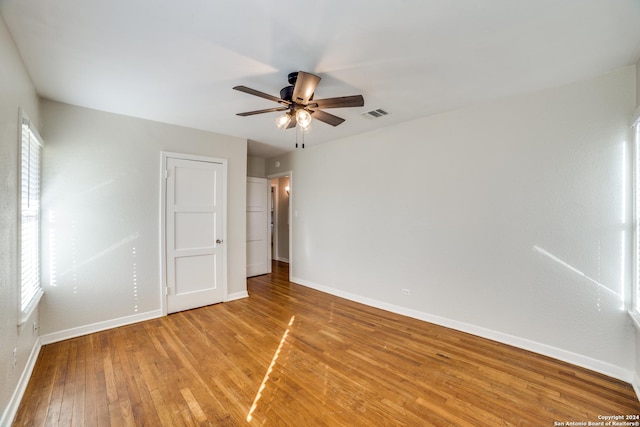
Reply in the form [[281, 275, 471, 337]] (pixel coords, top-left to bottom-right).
[[164, 169, 169, 179], [165, 286, 169, 296]]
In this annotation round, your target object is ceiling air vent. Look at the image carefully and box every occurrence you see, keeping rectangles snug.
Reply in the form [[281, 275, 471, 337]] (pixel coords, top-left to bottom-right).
[[361, 108, 389, 119]]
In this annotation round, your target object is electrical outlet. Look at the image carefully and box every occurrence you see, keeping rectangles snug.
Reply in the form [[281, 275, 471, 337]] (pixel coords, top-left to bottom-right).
[[402, 289, 410, 296], [12, 348, 17, 369]]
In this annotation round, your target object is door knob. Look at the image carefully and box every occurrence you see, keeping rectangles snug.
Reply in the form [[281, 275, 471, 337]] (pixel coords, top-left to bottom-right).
[[216, 239, 223, 244]]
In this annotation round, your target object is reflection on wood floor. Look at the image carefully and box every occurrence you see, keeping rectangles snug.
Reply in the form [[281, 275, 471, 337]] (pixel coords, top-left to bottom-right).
[[14, 261, 640, 426]]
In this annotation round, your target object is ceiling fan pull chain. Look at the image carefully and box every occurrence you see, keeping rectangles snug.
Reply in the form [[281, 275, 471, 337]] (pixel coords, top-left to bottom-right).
[[295, 123, 305, 149]]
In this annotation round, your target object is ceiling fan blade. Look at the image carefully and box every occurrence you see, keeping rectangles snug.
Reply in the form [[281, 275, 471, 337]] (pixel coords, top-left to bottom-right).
[[236, 107, 289, 116], [292, 71, 321, 105], [233, 85, 290, 105], [310, 95, 364, 109], [311, 109, 345, 127]]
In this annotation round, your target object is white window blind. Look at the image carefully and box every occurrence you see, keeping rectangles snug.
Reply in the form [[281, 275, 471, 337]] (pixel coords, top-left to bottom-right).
[[20, 112, 43, 320]]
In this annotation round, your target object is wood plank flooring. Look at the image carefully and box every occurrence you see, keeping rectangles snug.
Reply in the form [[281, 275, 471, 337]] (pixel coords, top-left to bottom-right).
[[13, 261, 640, 426]]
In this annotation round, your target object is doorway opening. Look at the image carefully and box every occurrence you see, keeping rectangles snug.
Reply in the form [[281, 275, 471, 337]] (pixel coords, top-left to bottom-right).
[[268, 172, 292, 279]]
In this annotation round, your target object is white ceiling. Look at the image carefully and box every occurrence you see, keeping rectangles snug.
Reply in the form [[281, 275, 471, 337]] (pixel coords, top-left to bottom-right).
[[2, 1, 640, 157]]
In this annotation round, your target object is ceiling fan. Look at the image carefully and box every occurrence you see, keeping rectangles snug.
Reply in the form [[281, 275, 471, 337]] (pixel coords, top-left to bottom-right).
[[233, 71, 364, 130]]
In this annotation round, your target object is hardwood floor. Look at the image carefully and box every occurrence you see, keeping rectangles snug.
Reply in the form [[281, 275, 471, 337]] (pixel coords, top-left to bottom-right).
[[14, 261, 640, 426]]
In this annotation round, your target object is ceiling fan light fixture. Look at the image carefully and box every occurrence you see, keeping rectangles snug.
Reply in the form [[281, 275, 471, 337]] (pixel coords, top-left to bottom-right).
[[275, 113, 292, 129], [296, 109, 312, 129]]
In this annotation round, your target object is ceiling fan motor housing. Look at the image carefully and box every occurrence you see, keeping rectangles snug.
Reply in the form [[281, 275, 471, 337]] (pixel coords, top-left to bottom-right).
[[280, 85, 295, 102]]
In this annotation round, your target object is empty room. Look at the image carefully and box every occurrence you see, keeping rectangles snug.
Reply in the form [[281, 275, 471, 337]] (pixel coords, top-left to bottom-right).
[[2, 1, 640, 425]]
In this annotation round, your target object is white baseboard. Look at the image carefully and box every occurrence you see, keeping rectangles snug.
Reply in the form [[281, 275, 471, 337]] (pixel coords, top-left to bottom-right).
[[633, 373, 640, 402], [227, 291, 249, 302], [1, 336, 42, 427], [277, 257, 289, 263], [40, 309, 163, 345], [291, 276, 635, 385]]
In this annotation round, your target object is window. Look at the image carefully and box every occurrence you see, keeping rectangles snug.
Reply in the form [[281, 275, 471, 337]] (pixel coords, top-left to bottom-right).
[[19, 110, 43, 323], [633, 113, 640, 322]]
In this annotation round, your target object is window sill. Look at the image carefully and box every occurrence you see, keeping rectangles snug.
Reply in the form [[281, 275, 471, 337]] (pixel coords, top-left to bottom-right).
[[19, 288, 43, 327], [629, 309, 640, 332]]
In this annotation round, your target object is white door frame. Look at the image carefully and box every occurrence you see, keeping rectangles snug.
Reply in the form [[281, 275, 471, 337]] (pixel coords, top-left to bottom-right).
[[267, 171, 293, 281], [160, 151, 228, 316]]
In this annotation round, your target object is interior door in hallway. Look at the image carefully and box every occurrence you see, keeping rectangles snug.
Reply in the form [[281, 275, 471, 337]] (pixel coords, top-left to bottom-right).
[[246, 177, 270, 277], [165, 156, 226, 313]]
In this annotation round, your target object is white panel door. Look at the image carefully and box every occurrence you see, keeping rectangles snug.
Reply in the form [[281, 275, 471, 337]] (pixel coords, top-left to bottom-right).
[[166, 157, 224, 313], [246, 177, 270, 277]]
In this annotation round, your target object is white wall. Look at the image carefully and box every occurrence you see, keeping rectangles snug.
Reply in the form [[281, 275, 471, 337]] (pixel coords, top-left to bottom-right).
[[0, 16, 41, 424], [39, 100, 247, 336], [635, 57, 640, 395], [267, 66, 637, 380], [247, 155, 266, 178], [636, 58, 640, 110]]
